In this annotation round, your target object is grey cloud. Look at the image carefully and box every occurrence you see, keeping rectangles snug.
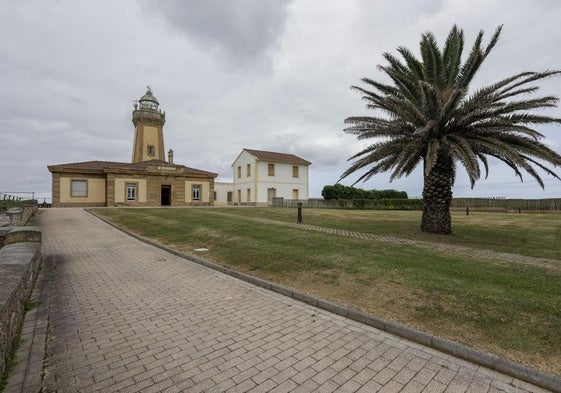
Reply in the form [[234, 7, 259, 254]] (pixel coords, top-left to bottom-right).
[[2, 0, 561, 200], [141, 0, 292, 65]]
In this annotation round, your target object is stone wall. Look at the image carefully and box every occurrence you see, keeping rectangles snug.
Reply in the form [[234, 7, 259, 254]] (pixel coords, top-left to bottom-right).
[[0, 227, 41, 375], [0, 203, 38, 227]]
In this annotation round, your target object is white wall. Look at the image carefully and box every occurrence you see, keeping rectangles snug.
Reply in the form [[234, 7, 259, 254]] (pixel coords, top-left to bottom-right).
[[254, 161, 309, 203], [219, 150, 310, 205], [231, 150, 257, 204], [215, 182, 234, 206]]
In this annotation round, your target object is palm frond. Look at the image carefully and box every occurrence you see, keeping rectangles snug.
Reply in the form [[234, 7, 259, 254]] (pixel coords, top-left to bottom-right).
[[476, 153, 490, 179], [456, 30, 484, 88], [397, 46, 424, 79], [424, 139, 441, 176], [419, 81, 441, 120], [442, 25, 464, 86], [420, 32, 443, 88], [445, 135, 481, 187], [482, 25, 503, 59]]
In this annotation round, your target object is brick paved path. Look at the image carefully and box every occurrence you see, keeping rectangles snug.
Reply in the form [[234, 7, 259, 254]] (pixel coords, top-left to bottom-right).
[[18, 209, 553, 392]]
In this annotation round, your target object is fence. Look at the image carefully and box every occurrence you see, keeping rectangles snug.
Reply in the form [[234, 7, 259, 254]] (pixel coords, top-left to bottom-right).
[[0, 192, 52, 211], [272, 198, 423, 210], [1, 193, 29, 212], [273, 197, 561, 212], [451, 198, 561, 212]]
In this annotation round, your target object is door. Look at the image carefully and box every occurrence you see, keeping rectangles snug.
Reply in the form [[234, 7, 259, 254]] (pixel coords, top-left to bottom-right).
[[268, 188, 276, 203], [161, 185, 171, 206]]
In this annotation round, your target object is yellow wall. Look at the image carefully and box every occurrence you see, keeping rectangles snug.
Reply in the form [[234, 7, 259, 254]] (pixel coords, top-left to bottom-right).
[[185, 181, 209, 203], [142, 126, 159, 160], [60, 176, 106, 203], [114, 178, 147, 203]]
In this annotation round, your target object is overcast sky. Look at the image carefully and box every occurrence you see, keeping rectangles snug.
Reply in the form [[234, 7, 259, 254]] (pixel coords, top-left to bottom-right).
[[2, 0, 561, 201]]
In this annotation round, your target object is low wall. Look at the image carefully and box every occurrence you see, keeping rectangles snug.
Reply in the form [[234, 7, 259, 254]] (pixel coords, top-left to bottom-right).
[[0, 203, 38, 227], [0, 228, 41, 375]]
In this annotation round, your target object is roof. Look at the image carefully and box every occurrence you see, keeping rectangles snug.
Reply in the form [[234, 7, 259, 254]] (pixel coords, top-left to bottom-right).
[[47, 160, 217, 177], [139, 88, 159, 104], [242, 149, 311, 166]]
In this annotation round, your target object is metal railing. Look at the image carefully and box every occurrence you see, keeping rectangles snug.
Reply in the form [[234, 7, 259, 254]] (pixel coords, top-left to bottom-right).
[[0, 192, 52, 210]]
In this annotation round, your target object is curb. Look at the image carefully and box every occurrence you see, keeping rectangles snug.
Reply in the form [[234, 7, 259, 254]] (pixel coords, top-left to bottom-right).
[[86, 208, 561, 392]]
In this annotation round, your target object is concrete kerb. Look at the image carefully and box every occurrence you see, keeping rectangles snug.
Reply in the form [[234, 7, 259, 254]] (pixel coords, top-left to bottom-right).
[[85, 208, 561, 392]]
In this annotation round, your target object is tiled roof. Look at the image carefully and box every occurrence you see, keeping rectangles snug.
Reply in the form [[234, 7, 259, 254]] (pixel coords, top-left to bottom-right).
[[243, 149, 311, 165], [47, 160, 217, 176]]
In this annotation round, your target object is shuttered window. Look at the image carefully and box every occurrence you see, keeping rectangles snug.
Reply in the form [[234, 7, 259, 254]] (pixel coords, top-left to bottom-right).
[[71, 180, 87, 197]]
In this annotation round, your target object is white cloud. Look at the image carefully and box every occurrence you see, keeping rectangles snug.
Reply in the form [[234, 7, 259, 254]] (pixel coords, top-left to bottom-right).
[[1, 0, 560, 201]]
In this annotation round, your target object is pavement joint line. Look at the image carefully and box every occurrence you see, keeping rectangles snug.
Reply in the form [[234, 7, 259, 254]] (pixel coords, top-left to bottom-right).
[[86, 208, 561, 392]]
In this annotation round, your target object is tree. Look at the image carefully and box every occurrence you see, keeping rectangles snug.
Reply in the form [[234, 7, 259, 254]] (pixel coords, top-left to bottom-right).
[[340, 25, 561, 234]]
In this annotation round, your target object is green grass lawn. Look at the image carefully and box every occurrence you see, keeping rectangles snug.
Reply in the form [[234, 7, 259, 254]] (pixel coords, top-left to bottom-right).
[[204, 207, 561, 260], [94, 207, 561, 375]]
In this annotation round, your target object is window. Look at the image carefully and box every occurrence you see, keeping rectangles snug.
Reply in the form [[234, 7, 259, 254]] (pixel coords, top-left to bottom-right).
[[292, 166, 299, 178], [71, 180, 87, 197], [147, 145, 155, 156], [292, 189, 299, 200], [192, 185, 201, 201], [268, 163, 275, 176], [246, 164, 251, 177], [237, 166, 241, 178], [126, 183, 137, 201], [247, 188, 251, 202]]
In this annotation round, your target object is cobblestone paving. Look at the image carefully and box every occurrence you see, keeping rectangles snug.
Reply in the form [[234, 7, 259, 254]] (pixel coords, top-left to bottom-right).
[[204, 210, 561, 271], [32, 209, 552, 392]]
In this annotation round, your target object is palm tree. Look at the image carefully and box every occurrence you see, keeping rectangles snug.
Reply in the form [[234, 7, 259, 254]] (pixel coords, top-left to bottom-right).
[[341, 25, 561, 234]]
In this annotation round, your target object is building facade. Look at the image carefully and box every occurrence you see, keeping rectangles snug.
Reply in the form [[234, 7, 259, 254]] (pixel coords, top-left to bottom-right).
[[214, 149, 311, 206], [48, 88, 217, 207]]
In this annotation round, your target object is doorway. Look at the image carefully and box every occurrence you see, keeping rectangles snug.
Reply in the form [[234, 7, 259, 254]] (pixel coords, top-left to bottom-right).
[[161, 185, 171, 206], [268, 188, 276, 203]]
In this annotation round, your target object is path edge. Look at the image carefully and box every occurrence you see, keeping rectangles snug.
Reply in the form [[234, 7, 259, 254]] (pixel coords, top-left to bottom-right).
[[86, 208, 561, 393]]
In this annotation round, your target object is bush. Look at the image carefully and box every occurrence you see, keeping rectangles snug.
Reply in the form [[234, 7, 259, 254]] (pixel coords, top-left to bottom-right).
[[322, 184, 408, 200]]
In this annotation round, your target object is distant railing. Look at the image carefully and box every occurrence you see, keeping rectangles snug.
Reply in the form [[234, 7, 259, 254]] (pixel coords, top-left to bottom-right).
[[273, 197, 561, 212], [0, 193, 27, 211], [272, 198, 423, 210], [0, 192, 52, 210], [451, 198, 561, 212]]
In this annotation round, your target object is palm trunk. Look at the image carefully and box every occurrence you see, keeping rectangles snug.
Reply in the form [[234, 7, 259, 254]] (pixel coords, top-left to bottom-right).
[[421, 156, 454, 234]]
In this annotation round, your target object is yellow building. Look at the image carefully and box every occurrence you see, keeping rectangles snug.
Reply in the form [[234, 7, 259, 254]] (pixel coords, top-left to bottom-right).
[[48, 88, 217, 207]]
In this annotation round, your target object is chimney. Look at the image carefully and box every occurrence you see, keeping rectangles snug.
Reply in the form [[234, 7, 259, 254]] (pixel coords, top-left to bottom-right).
[[168, 149, 174, 164]]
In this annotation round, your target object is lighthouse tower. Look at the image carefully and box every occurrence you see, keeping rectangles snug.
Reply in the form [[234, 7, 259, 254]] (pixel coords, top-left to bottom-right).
[[131, 87, 166, 163]]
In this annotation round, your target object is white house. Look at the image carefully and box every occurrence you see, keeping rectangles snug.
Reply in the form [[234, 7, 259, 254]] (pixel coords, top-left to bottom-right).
[[214, 148, 311, 206]]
